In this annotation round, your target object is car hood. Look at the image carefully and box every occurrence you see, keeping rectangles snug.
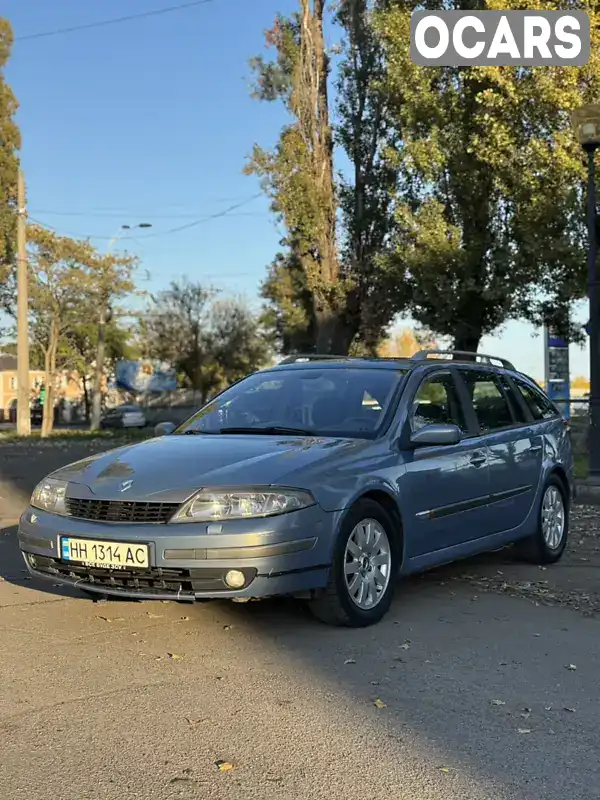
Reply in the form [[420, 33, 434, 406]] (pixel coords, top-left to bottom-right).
[[52, 434, 370, 503]]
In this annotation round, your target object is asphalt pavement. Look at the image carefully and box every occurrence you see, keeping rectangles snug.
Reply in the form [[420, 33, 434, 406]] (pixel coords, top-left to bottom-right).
[[1, 438, 600, 799]]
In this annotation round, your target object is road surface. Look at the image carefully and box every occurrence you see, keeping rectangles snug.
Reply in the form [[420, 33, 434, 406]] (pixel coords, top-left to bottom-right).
[[1, 438, 599, 799]]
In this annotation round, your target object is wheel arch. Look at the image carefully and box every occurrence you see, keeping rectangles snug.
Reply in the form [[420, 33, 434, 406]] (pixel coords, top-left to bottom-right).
[[547, 464, 570, 505], [353, 488, 405, 571]]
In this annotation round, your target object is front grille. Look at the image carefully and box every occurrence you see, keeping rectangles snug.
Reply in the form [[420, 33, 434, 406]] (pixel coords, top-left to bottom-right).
[[65, 498, 179, 524], [26, 554, 257, 597]]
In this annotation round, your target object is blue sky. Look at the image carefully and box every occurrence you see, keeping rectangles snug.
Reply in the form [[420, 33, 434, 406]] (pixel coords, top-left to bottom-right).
[[3, 0, 590, 380]]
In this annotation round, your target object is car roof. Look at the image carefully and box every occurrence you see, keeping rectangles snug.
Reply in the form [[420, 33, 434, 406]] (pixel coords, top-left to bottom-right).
[[264, 350, 518, 373], [267, 357, 413, 372]]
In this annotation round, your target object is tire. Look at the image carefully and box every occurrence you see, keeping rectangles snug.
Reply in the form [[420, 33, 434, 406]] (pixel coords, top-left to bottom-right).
[[514, 474, 569, 564], [308, 498, 400, 627]]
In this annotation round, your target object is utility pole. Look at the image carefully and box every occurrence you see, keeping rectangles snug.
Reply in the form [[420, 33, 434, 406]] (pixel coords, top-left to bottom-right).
[[16, 168, 31, 436]]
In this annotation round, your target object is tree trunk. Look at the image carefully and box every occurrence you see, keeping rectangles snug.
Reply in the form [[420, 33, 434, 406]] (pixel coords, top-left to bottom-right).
[[90, 307, 106, 431], [82, 375, 90, 422], [41, 323, 59, 438], [314, 303, 355, 354], [452, 325, 482, 357]]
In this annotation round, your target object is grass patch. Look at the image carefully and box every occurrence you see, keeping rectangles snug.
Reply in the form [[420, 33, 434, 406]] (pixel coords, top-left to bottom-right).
[[574, 453, 589, 480]]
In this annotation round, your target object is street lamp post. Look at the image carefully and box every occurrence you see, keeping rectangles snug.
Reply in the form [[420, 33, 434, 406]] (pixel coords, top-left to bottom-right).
[[572, 105, 600, 479], [89, 222, 152, 431]]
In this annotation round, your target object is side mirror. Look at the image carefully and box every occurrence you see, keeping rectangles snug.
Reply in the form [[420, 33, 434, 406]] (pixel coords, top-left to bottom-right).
[[155, 421, 176, 437], [409, 423, 461, 448]]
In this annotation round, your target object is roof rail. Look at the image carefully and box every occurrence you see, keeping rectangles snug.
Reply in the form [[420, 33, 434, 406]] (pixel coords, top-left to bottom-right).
[[411, 349, 515, 370], [278, 354, 353, 365]]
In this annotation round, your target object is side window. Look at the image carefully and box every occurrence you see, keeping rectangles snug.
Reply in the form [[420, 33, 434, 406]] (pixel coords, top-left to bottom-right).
[[514, 379, 559, 421], [460, 370, 514, 433], [497, 376, 528, 424], [410, 373, 467, 433]]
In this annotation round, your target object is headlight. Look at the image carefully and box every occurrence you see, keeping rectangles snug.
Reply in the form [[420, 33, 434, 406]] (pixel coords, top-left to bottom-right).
[[171, 487, 315, 523], [31, 478, 68, 515]]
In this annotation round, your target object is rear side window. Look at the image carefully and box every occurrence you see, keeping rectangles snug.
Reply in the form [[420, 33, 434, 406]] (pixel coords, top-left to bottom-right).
[[514, 379, 559, 421], [459, 370, 514, 433], [497, 376, 528, 424]]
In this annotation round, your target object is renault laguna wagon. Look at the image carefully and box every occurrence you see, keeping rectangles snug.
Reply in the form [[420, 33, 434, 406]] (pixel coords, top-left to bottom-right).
[[18, 350, 573, 627]]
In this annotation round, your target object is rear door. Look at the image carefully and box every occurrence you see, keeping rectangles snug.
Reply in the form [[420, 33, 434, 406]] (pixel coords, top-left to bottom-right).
[[399, 368, 491, 559], [456, 368, 543, 534]]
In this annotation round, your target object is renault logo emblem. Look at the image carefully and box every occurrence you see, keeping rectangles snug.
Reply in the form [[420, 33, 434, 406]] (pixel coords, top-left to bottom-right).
[[120, 480, 133, 493]]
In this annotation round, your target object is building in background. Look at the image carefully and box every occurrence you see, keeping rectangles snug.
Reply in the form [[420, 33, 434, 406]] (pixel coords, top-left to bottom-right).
[[0, 354, 83, 423]]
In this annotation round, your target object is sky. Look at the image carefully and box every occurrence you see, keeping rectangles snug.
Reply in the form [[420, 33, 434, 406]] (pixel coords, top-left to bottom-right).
[[3, 0, 591, 381]]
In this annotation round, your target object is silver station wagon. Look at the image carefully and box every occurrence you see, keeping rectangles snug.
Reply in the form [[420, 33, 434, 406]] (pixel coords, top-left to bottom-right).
[[18, 350, 573, 627]]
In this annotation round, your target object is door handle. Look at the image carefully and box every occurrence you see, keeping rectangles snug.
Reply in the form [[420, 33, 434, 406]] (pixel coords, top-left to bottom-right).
[[470, 452, 487, 467]]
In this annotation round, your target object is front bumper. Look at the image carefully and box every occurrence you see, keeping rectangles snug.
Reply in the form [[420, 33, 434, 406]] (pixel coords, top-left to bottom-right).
[[18, 504, 337, 601]]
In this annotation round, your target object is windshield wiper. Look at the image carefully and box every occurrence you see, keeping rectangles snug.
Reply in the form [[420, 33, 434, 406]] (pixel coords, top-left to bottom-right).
[[219, 426, 313, 436]]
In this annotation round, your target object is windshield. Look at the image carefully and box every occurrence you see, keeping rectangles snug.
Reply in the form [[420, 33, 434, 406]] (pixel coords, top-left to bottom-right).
[[175, 367, 406, 439]]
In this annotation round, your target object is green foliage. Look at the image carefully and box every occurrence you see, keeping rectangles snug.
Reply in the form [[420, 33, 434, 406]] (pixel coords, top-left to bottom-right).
[[375, 0, 600, 348], [26, 225, 138, 434], [260, 241, 316, 353], [246, 1, 354, 354], [139, 279, 271, 400], [0, 18, 19, 304], [248, 1, 410, 355]]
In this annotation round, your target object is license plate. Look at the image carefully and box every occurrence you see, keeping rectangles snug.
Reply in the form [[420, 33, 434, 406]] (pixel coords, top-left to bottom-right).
[[60, 537, 149, 570]]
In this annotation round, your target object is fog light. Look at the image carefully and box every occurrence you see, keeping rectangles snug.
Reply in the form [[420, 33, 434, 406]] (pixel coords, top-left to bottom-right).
[[27, 554, 37, 568], [224, 570, 246, 589]]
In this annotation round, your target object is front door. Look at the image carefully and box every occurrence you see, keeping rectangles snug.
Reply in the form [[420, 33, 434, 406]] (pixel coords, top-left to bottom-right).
[[399, 369, 491, 560]]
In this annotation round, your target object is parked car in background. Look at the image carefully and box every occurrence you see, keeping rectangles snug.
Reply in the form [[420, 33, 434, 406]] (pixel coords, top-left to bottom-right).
[[99, 404, 147, 429], [19, 350, 573, 628]]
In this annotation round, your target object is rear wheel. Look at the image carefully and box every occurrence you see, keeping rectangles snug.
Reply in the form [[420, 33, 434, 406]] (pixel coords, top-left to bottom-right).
[[514, 475, 568, 564], [308, 498, 399, 627]]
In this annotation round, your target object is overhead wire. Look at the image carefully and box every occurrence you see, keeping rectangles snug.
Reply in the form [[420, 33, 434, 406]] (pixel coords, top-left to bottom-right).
[[15, 0, 218, 42], [27, 194, 265, 241]]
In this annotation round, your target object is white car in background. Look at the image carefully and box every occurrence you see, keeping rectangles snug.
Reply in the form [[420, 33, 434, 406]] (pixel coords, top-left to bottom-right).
[[99, 404, 147, 429]]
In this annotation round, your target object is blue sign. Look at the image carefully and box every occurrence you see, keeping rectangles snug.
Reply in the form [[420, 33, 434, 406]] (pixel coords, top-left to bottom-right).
[[544, 327, 570, 419], [114, 360, 177, 394]]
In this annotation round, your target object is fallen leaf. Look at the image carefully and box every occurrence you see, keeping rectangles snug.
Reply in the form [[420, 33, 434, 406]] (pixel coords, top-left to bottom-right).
[[566, 664, 577, 671], [223, 625, 232, 631], [180, 616, 190, 621], [533, 633, 541, 637], [545, 706, 553, 711], [438, 767, 450, 773], [564, 707, 576, 713], [399, 643, 410, 650], [266, 775, 283, 783], [146, 612, 162, 619], [215, 760, 234, 772], [167, 652, 183, 661], [97, 616, 124, 623], [518, 728, 532, 734], [170, 777, 196, 785], [491, 699, 506, 706], [185, 717, 206, 727], [370, 681, 380, 686], [374, 698, 387, 709], [344, 658, 356, 665]]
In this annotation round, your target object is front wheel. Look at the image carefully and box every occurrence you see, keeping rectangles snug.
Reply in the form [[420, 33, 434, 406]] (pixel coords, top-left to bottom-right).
[[308, 499, 399, 627], [514, 475, 569, 564]]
